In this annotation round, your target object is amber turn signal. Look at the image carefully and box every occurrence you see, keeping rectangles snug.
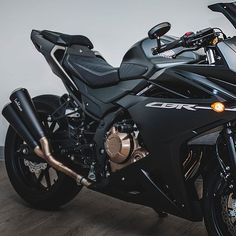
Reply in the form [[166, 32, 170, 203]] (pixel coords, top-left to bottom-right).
[[211, 102, 225, 113]]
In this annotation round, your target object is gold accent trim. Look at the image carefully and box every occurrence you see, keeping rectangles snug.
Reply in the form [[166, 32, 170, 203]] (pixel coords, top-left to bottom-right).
[[34, 137, 91, 187], [34, 146, 45, 159], [40, 137, 51, 156], [105, 127, 132, 164]]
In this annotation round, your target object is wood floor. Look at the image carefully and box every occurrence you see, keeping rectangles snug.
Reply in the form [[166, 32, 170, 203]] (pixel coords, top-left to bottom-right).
[[0, 162, 208, 236]]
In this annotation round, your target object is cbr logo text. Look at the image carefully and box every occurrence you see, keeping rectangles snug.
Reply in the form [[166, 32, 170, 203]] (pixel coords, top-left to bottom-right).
[[146, 102, 197, 111]]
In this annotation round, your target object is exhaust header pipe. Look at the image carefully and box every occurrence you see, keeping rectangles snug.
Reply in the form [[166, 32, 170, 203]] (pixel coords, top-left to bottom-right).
[[2, 88, 91, 187]]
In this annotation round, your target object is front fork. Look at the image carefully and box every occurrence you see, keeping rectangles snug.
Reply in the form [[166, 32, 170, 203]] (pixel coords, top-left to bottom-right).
[[222, 122, 236, 188], [216, 122, 236, 195]]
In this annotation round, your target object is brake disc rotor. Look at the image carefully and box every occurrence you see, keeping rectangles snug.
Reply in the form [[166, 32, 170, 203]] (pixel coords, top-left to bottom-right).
[[24, 159, 47, 175], [221, 193, 236, 235]]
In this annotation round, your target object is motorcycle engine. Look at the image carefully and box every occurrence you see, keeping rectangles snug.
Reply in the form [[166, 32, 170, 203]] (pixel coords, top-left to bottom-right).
[[104, 121, 148, 172]]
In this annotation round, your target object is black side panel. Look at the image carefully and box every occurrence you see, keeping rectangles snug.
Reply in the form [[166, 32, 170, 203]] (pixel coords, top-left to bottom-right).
[[75, 78, 147, 103], [31, 30, 54, 55], [124, 97, 236, 220], [31, 30, 62, 79], [116, 94, 148, 109], [209, 2, 236, 29], [86, 79, 148, 104], [217, 37, 236, 73], [73, 79, 147, 118], [172, 64, 236, 97]]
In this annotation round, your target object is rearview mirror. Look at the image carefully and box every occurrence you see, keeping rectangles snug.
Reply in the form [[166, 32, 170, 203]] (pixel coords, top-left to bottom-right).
[[148, 22, 171, 39]]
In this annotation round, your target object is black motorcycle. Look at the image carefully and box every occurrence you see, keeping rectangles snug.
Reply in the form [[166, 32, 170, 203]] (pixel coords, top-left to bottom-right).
[[2, 2, 236, 235]]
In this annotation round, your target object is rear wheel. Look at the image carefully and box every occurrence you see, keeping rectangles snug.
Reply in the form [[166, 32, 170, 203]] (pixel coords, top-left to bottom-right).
[[4, 95, 82, 210]]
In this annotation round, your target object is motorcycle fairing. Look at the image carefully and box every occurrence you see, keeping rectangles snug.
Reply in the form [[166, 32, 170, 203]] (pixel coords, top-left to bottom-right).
[[104, 96, 236, 221], [209, 2, 236, 29], [217, 37, 236, 74], [73, 77, 147, 118], [100, 65, 236, 221], [150, 64, 236, 100]]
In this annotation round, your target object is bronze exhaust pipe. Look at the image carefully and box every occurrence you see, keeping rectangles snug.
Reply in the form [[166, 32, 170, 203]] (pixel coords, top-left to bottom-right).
[[39, 137, 91, 187], [3, 88, 91, 187]]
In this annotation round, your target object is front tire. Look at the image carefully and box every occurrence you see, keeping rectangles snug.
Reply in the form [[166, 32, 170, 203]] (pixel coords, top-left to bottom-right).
[[4, 95, 82, 210], [203, 169, 236, 236]]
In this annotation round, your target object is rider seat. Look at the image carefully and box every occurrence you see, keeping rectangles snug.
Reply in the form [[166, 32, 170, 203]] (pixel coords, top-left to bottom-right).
[[63, 45, 119, 88], [39, 30, 119, 88]]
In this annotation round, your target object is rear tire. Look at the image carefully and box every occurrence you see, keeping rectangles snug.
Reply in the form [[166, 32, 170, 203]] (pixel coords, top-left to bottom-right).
[[4, 95, 82, 210]]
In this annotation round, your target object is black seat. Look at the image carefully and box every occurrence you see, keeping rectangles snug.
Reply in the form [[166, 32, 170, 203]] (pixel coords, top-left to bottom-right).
[[63, 45, 119, 88], [41, 30, 94, 49]]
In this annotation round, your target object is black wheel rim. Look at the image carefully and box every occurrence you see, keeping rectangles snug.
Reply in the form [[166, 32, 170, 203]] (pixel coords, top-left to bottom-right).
[[211, 176, 235, 236], [13, 112, 61, 193]]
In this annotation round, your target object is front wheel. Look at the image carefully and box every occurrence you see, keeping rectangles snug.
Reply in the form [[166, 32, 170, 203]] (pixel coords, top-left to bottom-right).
[[203, 169, 236, 236]]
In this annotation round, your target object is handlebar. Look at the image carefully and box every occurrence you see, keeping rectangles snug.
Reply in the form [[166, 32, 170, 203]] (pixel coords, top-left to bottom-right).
[[152, 28, 217, 55], [158, 39, 183, 53]]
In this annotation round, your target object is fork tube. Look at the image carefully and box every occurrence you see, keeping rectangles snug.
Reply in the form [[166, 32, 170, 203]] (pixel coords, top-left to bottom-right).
[[224, 122, 236, 184]]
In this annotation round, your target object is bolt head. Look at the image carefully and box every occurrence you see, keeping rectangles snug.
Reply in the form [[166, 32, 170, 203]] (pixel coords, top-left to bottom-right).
[[22, 148, 28, 155]]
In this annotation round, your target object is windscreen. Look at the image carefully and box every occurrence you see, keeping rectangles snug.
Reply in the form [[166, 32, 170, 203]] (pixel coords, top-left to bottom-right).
[[209, 2, 236, 29]]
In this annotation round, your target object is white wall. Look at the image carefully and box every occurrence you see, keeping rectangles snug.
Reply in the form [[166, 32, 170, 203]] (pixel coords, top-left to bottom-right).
[[0, 0, 235, 146]]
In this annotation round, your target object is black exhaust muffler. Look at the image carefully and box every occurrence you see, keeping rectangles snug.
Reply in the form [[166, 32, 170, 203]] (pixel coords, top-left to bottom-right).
[[10, 88, 45, 141], [2, 88, 91, 187], [2, 103, 39, 150]]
